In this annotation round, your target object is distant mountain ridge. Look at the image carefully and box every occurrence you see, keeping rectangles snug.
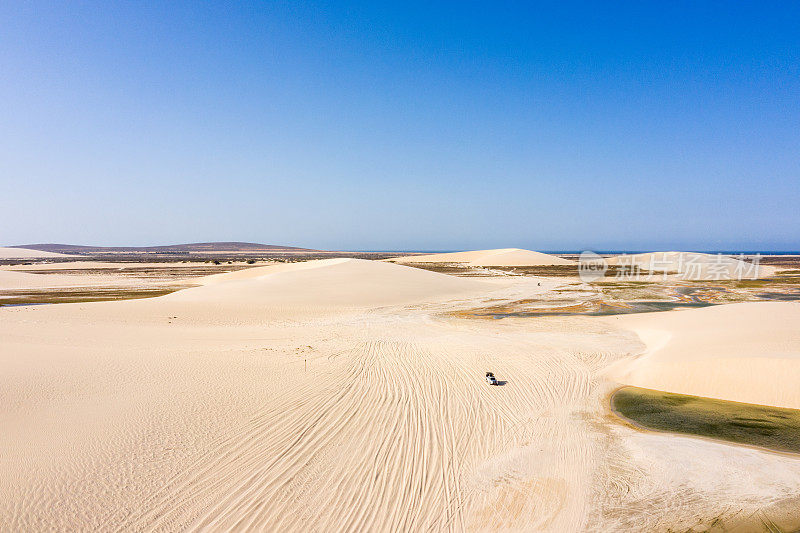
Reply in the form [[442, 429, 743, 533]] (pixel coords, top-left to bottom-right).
[[12, 242, 318, 254]]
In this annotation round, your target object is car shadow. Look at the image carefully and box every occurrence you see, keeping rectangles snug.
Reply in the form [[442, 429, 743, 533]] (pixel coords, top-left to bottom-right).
[[496, 380, 507, 386]]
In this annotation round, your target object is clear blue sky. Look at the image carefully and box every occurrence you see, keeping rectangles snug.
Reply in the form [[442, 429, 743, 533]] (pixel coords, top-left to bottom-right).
[[1, 1, 798, 251]]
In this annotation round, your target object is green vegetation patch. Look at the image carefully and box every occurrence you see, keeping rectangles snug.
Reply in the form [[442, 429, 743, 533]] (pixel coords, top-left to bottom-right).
[[612, 386, 800, 454]]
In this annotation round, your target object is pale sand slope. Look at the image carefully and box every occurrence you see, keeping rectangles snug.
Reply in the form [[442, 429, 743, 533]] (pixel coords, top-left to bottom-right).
[[606, 251, 775, 279], [0, 246, 77, 259], [179, 258, 501, 307], [388, 248, 574, 266], [2, 260, 800, 531], [607, 302, 800, 408]]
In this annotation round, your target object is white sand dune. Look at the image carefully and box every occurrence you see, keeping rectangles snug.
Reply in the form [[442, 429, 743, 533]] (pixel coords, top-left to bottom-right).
[[607, 302, 800, 408], [2, 260, 800, 531], [606, 251, 774, 279], [389, 248, 574, 266], [0, 246, 76, 259], [176, 258, 499, 308]]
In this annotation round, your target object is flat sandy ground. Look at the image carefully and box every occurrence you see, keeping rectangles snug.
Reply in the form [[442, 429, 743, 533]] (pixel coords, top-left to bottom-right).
[[2, 259, 800, 531]]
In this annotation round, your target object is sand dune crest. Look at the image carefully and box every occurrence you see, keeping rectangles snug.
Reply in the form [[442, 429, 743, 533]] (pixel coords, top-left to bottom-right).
[[606, 251, 773, 279], [173, 258, 497, 307], [388, 248, 573, 266]]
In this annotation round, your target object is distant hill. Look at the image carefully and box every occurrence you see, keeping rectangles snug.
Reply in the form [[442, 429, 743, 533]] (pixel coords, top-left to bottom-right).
[[12, 242, 319, 254]]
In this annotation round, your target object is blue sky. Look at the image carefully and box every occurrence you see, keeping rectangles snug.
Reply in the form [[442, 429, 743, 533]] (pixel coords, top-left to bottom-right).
[[1, 1, 798, 251]]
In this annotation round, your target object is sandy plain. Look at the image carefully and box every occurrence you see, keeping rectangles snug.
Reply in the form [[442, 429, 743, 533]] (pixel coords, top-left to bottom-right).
[[1, 255, 799, 532]]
